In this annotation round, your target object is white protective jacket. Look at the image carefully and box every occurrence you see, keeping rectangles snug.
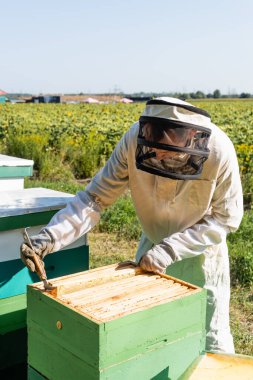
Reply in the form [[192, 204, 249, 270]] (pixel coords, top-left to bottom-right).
[[46, 120, 243, 353]]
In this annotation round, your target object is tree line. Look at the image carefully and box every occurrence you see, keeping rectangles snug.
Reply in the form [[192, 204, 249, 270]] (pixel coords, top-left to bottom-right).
[[126, 89, 252, 100]]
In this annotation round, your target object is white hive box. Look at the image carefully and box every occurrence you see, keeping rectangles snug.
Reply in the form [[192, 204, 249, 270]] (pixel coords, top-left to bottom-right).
[[0, 154, 34, 191]]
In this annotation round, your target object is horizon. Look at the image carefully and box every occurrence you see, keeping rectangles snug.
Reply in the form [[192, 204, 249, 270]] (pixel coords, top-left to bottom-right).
[[3, 90, 252, 98]]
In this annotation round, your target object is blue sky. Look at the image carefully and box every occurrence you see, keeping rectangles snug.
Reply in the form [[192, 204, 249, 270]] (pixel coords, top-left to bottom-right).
[[1, 0, 253, 94]]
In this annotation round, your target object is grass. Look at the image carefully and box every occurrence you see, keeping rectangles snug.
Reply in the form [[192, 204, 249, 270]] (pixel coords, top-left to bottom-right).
[[88, 231, 137, 268], [230, 286, 253, 356]]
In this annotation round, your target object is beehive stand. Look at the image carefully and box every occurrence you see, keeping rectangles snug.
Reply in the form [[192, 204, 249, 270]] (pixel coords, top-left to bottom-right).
[[27, 263, 206, 380]]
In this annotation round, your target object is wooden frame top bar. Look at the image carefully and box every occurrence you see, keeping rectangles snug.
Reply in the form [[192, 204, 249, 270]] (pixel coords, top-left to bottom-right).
[[31, 263, 202, 323]]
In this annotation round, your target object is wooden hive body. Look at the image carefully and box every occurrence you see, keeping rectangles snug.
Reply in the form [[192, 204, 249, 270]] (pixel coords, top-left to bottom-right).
[[27, 264, 206, 380]]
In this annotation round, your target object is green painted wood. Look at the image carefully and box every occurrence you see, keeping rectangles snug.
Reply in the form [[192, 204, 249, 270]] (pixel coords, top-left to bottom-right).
[[166, 255, 205, 288], [0, 327, 27, 370], [0, 210, 58, 232], [0, 294, 27, 334], [100, 291, 206, 368], [0, 166, 33, 178], [28, 324, 203, 380], [100, 332, 204, 380], [27, 286, 100, 368], [28, 366, 47, 380], [27, 281, 206, 380], [27, 287, 205, 369], [28, 328, 99, 380], [0, 245, 89, 298], [0, 260, 35, 298]]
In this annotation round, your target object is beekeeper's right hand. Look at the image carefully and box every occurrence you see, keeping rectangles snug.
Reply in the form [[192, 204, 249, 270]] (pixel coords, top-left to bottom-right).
[[20, 229, 55, 272]]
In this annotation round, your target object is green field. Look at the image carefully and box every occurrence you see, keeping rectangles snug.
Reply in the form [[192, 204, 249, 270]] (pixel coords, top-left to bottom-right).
[[1, 100, 253, 191]]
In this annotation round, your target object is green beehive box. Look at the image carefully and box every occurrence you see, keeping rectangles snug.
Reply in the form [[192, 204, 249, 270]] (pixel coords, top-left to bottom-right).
[[27, 264, 206, 380]]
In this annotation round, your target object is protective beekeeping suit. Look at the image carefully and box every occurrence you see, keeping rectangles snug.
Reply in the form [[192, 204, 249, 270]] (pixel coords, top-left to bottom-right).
[[21, 97, 243, 353]]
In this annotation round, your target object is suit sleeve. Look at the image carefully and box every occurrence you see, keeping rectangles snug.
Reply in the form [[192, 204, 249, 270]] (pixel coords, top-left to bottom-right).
[[45, 131, 130, 252]]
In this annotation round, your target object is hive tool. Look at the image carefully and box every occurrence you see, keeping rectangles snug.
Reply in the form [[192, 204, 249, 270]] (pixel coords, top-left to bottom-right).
[[23, 227, 56, 291]]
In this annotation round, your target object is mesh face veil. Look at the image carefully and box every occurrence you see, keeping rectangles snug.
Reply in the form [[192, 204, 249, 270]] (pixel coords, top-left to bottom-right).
[[135, 98, 212, 180]]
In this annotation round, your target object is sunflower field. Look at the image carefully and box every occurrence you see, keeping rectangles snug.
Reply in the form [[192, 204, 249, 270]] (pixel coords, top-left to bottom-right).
[[0, 99, 253, 207]]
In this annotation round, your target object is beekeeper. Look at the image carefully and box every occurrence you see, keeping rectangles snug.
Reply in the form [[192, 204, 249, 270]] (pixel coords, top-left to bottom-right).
[[21, 97, 243, 354]]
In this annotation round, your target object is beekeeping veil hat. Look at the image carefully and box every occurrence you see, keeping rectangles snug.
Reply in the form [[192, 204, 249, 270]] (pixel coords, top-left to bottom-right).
[[135, 97, 212, 180]]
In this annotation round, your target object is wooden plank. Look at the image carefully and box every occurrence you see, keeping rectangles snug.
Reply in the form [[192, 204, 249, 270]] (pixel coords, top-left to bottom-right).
[[36, 265, 197, 322], [0, 187, 74, 231], [32, 263, 199, 295], [28, 366, 47, 380], [33, 264, 143, 294], [0, 294, 27, 334], [0, 154, 33, 167], [85, 286, 191, 322], [28, 327, 99, 380], [0, 166, 33, 178], [99, 292, 206, 368], [181, 352, 253, 380], [0, 188, 73, 217], [27, 286, 101, 367], [60, 273, 162, 303], [28, 323, 204, 380], [100, 332, 204, 380], [0, 211, 57, 232], [78, 282, 188, 321]]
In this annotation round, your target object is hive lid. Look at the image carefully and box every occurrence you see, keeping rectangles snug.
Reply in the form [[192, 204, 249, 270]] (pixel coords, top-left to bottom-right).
[[0, 154, 34, 167], [31, 264, 202, 323], [0, 188, 74, 217]]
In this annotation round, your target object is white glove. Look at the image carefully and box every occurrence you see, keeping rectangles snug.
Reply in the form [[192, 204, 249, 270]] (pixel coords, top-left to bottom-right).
[[139, 246, 174, 274], [20, 229, 55, 272]]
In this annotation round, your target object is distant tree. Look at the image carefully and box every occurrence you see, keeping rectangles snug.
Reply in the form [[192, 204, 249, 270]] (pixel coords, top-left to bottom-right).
[[213, 89, 221, 98], [195, 91, 206, 99], [188, 91, 206, 99], [178, 93, 189, 100], [240, 92, 251, 98], [206, 93, 213, 98]]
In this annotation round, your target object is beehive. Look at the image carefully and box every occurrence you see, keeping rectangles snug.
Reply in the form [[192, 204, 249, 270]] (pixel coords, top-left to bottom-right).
[[27, 264, 206, 380], [0, 187, 89, 373], [0, 154, 33, 191]]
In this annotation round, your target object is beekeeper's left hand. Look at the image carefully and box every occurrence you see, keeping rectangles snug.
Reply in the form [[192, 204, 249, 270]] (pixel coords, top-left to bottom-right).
[[139, 247, 174, 274]]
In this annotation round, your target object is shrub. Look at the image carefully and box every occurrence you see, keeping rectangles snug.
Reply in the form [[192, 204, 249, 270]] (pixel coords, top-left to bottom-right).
[[6, 133, 49, 171], [39, 153, 75, 182], [228, 211, 253, 286], [98, 193, 142, 240]]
